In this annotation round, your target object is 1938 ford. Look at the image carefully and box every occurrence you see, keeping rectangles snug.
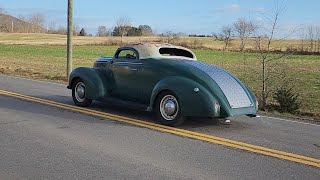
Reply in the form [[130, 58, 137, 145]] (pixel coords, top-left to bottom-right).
[[67, 43, 258, 126]]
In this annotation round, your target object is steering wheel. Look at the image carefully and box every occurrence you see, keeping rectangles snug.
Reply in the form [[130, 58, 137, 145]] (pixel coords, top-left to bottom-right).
[[126, 54, 135, 59]]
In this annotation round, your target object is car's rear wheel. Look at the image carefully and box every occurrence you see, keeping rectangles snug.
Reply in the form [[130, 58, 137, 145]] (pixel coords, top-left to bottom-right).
[[155, 91, 185, 126], [72, 79, 92, 107]]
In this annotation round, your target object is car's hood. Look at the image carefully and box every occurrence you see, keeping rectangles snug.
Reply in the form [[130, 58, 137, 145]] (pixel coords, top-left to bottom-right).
[[183, 60, 253, 109]]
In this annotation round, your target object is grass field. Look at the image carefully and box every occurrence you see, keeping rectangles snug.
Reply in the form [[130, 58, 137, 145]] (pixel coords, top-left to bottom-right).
[[0, 33, 304, 51]]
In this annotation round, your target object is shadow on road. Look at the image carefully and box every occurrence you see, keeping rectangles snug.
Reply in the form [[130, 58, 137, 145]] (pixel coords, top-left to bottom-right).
[[2, 94, 253, 132], [88, 101, 241, 130]]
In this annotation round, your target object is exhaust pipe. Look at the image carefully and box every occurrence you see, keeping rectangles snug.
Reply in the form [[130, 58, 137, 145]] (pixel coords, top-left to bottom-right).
[[246, 114, 260, 118]]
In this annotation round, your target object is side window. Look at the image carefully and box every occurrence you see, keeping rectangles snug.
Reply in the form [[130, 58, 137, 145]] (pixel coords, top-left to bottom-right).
[[116, 49, 137, 60]]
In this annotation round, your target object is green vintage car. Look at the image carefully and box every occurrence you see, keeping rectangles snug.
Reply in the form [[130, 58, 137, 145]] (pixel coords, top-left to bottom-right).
[[67, 43, 258, 126]]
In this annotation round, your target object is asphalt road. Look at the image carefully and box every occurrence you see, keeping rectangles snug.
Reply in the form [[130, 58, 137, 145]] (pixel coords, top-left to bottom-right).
[[0, 75, 319, 179]]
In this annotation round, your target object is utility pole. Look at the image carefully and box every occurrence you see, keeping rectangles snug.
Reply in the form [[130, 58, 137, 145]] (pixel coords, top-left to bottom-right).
[[67, 0, 73, 80], [11, 20, 13, 32]]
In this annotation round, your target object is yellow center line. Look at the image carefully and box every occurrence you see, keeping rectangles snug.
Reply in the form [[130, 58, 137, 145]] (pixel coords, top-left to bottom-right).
[[0, 89, 319, 168]]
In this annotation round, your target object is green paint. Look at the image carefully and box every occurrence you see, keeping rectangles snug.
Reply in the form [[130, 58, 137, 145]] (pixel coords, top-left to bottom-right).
[[68, 48, 258, 118]]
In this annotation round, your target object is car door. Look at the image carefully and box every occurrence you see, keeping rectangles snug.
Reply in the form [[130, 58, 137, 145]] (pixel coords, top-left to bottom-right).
[[110, 48, 144, 102]]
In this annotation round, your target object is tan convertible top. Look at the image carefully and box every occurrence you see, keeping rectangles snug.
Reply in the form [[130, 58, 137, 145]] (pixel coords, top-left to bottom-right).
[[120, 42, 197, 60]]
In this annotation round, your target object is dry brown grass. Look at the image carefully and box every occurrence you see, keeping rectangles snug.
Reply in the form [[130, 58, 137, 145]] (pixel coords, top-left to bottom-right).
[[0, 32, 303, 51]]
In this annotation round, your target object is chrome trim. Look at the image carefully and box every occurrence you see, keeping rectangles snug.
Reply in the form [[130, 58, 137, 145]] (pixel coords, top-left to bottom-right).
[[214, 100, 220, 116], [194, 87, 199, 93], [96, 57, 113, 61], [114, 62, 143, 65]]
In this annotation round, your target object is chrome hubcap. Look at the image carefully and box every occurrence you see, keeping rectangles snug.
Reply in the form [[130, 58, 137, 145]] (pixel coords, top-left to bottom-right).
[[164, 100, 176, 115], [160, 95, 178, 121], [75, 82, 86, 102]]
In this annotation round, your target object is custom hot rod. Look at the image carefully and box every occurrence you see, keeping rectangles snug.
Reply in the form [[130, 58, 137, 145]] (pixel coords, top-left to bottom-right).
[[67, 43, 258, 126]]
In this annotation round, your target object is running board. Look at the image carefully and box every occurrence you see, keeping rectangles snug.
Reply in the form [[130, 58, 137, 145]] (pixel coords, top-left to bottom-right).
[[100, 97, 148, 111]]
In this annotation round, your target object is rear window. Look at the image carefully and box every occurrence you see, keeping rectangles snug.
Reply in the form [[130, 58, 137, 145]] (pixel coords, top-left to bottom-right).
[[159, 48, 194, 59]]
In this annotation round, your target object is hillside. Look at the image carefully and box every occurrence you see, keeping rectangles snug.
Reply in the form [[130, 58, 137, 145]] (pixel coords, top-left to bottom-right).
[[0, 13, 45, 33], [0, 13, 26, 32]]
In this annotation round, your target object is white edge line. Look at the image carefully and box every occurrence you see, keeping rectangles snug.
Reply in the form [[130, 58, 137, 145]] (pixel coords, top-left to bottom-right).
[[259, 115, 320, 127]]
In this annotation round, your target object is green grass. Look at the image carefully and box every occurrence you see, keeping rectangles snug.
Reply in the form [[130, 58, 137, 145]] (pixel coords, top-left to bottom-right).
[[0, 44, 319, 118]]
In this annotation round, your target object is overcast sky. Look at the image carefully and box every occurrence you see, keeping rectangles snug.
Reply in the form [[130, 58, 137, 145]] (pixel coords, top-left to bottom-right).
[[0, 0, 319, 35]]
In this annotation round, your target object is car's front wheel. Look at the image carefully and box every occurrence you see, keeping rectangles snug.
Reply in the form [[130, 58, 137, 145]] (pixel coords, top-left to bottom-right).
[[155, 91, 185, 126], [72, 79, 92, 107]]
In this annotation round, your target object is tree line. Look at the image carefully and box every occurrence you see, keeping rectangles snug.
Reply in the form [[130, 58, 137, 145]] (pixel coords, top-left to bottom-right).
[[0, 10, 154, 37], [300, 25, 320, 53], [213, 18, 320, 53]]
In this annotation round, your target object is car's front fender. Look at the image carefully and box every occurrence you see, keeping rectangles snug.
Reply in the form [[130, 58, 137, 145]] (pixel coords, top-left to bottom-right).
[[148, 76, 219, 117], [68, 67, 109, 100]]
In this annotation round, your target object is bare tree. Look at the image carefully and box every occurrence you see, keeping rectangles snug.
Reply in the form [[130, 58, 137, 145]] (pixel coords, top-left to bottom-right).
[[233, 18, 257, 51], [307, 25, 315, 52], [17, 15, 29, 33], [315, 26, 320, 52], [97, 26, 109, 37], [56, 26, 67, 35], [213, 25, 233, 51], [47, 21, 57, 33], [253, 0, 293, 111], [0, 8, 9, 32], [47, 21, 67, 35], [303, 25, 320, 53], [28, 13, 45, 33], [115, 17, 131, 43], [299, 28, 305, 52], [73, 23, 79, 36], [160, 31, 180, 43]]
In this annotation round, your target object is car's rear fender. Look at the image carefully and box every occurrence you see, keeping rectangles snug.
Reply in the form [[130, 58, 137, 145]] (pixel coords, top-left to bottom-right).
[[148, 76, 220, 117], [68, 67, 109, 100]]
